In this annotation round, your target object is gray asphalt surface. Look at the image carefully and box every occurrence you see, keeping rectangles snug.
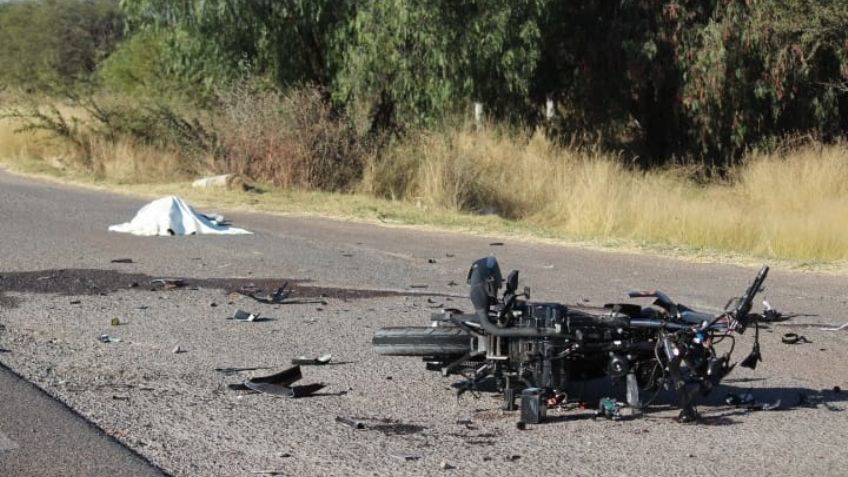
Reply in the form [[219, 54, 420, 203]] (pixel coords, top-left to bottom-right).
[[1, 169, 847, 476], [0, 364, 167, 477]]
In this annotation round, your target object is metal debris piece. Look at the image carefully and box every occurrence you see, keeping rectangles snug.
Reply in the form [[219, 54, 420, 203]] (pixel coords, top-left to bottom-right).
[[440, 461, 455, 470], [409, 284, 429, 289], [172, 345, 183, 354], [111, 318, 121, 326], [228, 366, 324, 398], [246, 283, 290, 304], [335, 416, 366, 430], [150, 278, 186, 290], [70, 300, 81, 305], [521, 388, 547, 423], [111, 258, 134, 264], [428, 258, 437, 264], [391, 454, 422, 461], [489, 242, 504, 246], [98, 334, 121, 343], [232, 309, 261, 322], [291, 354, 332, 366]]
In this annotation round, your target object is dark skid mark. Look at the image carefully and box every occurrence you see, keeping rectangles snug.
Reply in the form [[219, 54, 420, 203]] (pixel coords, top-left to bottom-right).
[[0, 269, 441, 303], [351, 417, 427, 436]]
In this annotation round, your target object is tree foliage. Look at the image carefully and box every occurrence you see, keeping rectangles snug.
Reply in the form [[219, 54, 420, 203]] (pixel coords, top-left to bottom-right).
[[0, 0, 124, 92], [119, 0, 347, 89], [4, 0, 845, 166]]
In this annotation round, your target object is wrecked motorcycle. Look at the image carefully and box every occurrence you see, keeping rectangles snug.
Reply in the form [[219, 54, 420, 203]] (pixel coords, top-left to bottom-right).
[[373, 257, 777, 422]]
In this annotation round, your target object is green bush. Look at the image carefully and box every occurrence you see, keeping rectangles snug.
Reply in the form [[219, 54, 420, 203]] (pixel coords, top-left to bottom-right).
[[0, 0, 124, 92], [97, 30, 176, 98]]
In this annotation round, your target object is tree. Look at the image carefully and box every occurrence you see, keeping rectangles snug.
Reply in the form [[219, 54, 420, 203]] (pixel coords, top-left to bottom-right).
[[0, 0, 124, 91]]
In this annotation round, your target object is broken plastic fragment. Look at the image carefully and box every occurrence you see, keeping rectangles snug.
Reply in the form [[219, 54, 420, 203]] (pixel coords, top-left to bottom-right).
[[232, 309, 260, 322], [98, 334, 121, 343], [228, 366, 324, 398], [291, 354, 332, 366]]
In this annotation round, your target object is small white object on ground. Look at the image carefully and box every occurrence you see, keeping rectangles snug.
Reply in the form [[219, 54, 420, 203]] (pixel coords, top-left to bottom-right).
[[820, 321, 848, 331], [108, 196, 251, 236], [192, 174, 233, 188]]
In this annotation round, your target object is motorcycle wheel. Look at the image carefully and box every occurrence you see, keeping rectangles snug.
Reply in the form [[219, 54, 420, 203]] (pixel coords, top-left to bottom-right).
[[372, 326, 471, 356]]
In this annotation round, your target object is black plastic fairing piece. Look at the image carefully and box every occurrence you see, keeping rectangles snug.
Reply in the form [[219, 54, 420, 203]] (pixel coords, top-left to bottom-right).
[[228, 365, 324, 397]]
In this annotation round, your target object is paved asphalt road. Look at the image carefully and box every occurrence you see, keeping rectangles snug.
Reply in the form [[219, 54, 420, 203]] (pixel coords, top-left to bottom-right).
[[0, 364, 167, 477], [1, 169, 847, 476]]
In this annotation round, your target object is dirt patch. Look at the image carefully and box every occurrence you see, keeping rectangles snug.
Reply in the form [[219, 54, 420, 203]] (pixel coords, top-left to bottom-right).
[[0, 269, 442, 307]]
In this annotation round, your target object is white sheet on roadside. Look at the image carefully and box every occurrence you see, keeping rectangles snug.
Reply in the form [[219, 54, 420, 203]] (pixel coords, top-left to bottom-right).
[[108, 196, 252, 236]]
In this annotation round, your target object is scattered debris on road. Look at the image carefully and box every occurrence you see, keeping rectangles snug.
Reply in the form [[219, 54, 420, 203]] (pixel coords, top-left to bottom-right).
[[97, 334, 121, 343], [391, 454, 421, 461], [150, 278, 186, 290], [782, 333, 812, 344], [335, 416, 366, 430], [231, 309, 261, 322], [245, 284, 290, 304], [228, 366, 324, 398], [110, 258, 134, 264], [291, 354, 332, 366]]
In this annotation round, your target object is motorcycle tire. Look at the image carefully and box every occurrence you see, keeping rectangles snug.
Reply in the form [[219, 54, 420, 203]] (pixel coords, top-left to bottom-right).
[[372, 326, 471, 356]]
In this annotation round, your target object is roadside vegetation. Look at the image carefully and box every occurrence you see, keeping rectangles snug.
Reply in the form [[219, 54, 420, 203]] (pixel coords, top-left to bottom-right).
[[1, 0, 847, 266]]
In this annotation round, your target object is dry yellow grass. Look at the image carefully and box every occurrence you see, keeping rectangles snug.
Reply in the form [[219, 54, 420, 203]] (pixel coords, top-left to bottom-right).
[[0, 104, 195, 183], [3, 106, 848, 265], [364, 128, 848, 263]]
